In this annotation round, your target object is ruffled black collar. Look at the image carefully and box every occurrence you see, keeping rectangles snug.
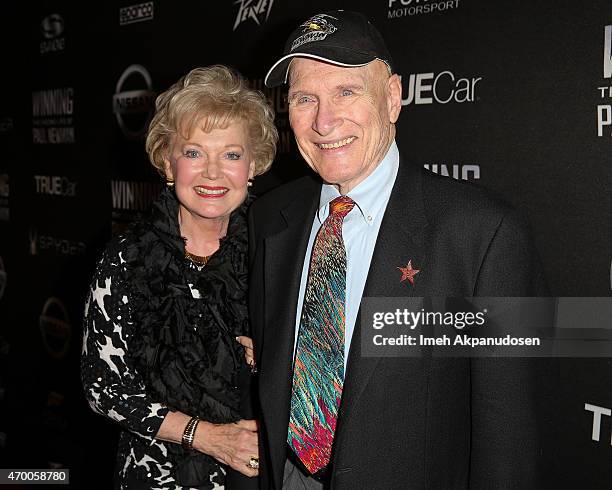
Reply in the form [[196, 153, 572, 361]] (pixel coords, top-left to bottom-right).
[[123, 187, 252, 489], [149, 186, 250, 261]]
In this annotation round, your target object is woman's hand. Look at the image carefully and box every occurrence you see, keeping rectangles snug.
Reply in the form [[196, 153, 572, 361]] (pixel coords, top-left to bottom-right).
[[236, 336, 256, 373], [194, 419, 259, 477]]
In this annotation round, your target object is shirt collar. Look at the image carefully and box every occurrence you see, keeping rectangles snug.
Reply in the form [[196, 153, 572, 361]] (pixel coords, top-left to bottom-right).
[[317, 140, 400, 225]]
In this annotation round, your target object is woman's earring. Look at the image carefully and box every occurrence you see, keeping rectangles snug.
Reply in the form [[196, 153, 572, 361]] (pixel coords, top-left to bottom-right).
[[166, 180, 175, 188], [247, 180, 253, 187]]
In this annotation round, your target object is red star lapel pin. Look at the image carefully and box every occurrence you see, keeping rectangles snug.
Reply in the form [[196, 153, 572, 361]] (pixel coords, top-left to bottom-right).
[[398, 260, 420, 286]]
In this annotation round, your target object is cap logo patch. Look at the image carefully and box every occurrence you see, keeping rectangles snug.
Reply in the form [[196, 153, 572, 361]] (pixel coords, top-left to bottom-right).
[[291, 14, 337, 51]]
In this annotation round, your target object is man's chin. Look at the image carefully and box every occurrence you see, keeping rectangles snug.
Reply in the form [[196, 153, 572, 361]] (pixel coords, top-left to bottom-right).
[[313, 162, 358, 180]]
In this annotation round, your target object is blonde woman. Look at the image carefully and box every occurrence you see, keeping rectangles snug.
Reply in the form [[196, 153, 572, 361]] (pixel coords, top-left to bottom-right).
[[81, 66, 277, 489]]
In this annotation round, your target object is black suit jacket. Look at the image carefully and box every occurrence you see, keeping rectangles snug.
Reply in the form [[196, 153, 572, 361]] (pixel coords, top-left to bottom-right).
[[248, 160, 552, 489]]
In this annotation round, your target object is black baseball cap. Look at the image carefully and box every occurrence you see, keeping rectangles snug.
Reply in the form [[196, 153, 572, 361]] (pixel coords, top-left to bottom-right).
[[264, 10, 394, 87]]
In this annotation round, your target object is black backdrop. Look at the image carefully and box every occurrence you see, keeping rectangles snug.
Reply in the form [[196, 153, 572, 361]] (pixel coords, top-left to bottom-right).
[[0, 1, 611, 488]]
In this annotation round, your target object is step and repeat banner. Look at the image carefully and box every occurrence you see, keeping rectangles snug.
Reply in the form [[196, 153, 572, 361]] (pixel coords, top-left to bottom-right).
[[0, 0, 611, 487]]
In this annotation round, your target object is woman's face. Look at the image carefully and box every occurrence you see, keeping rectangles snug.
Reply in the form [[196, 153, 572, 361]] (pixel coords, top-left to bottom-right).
[[164, 119, 255, 225]]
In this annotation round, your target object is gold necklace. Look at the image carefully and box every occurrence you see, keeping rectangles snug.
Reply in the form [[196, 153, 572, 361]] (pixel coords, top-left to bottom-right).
[[184, 250, 211, 267]]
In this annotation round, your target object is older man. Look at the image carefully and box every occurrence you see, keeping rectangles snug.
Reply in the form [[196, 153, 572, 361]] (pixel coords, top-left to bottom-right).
[[249, 10, 548, 489]]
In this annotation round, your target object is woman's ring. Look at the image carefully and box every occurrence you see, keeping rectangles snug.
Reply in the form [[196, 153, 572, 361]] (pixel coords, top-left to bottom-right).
[[247, 456, 259, 469]]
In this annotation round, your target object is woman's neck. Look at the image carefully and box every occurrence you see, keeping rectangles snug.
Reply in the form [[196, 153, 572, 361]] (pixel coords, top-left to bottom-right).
[[178, 207, 229, 257]]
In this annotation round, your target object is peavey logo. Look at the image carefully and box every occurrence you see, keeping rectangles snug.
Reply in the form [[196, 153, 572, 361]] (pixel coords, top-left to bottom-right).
[[234, 0, 274, 31], [597, 25, 612, 137], [34, 175, 77, 197], [39, 297, 71, 360], [119, 2, 154, 26], [0, 256, 6, 302], [291, 13, 337, 51], [113, 65, 156, 140], [401, 71, 481, 105], [29, 227, 86, 256], [40, 14, 65, 54], [424, 164, 480, 181]]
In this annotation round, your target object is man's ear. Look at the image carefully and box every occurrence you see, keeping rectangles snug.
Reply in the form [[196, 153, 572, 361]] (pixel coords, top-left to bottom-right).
[[387, 74, 402, 124]]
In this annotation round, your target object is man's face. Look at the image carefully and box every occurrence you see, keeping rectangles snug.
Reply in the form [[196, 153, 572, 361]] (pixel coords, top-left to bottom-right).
[[288, 58, 402, 194]]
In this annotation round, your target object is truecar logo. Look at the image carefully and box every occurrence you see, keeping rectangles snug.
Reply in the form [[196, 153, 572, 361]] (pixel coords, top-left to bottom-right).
[[34, 175, 77, 197], [400, 71, 481, 105]]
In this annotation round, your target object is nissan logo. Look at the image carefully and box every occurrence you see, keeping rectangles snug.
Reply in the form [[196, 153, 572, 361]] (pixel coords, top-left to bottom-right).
[[112, 64, 156, 139]]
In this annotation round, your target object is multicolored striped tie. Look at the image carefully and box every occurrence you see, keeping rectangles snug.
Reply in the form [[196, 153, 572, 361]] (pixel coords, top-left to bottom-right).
[[288, 195, 355, 475]]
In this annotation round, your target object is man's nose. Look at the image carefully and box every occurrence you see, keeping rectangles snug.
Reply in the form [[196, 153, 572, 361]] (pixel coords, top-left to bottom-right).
[[312, 99, 341, 136]]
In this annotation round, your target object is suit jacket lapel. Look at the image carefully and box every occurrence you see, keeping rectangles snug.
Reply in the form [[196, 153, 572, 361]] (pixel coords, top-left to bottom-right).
[[335, 161, 429, 453], [258, 179, 320, 485]]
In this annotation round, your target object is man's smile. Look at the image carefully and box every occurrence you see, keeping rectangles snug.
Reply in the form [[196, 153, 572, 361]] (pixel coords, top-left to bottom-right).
[[316, 136, 356, 150]]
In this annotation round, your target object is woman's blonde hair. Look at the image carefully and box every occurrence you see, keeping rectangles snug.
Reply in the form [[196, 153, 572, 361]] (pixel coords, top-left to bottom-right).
[[146, 65, 278, 177]]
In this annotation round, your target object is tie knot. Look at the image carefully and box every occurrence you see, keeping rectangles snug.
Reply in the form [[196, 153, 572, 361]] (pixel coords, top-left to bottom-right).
[[329, 196, 355, 218]]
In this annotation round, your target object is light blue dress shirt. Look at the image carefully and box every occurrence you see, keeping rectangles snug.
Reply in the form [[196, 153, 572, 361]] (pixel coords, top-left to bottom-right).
[[294, 141, 400, 372]]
